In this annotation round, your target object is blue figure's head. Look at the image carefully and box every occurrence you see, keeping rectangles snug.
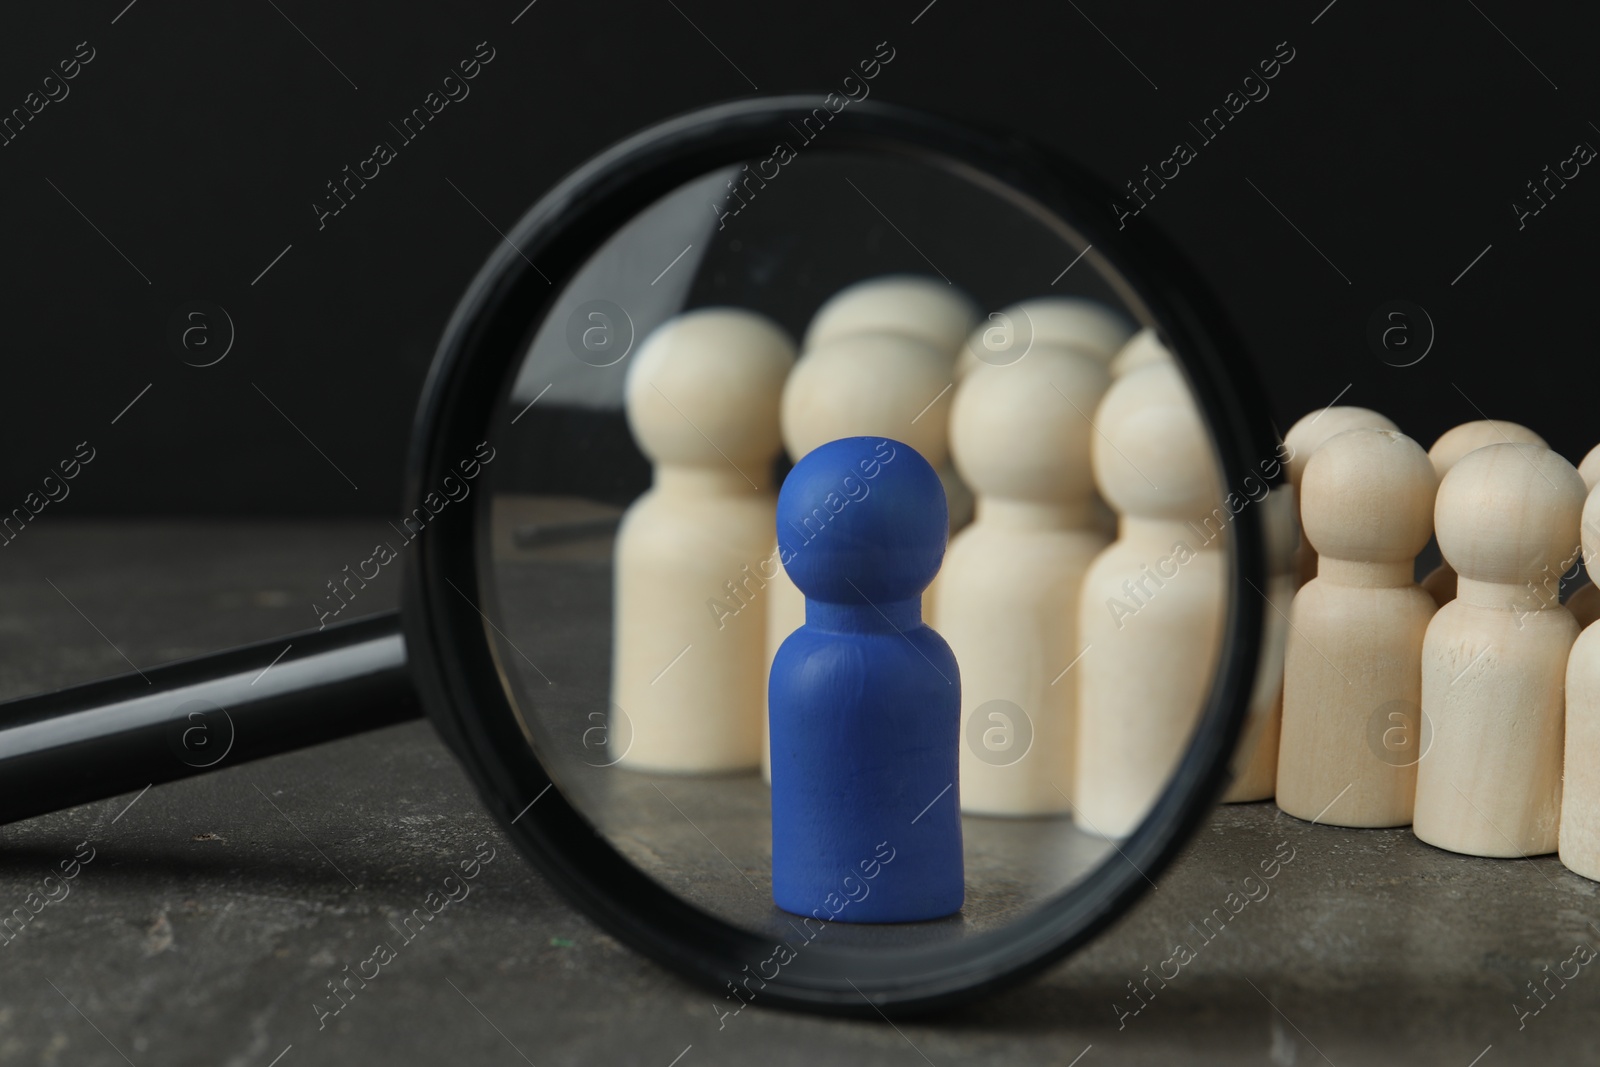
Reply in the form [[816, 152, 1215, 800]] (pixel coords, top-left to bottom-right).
[[776, 437, 947, 605]]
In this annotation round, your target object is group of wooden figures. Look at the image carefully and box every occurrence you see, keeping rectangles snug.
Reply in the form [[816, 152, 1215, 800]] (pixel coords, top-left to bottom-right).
[[605, 272, 1600, 920], [1274, 407, 1600, 881]]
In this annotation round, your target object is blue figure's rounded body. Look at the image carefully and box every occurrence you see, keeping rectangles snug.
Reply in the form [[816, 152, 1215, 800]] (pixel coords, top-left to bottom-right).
[[768, 436, 963, 923]]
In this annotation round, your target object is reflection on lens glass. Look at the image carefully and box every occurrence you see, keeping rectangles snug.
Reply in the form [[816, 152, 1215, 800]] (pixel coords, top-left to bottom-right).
[[477, 151, 1265, 946]]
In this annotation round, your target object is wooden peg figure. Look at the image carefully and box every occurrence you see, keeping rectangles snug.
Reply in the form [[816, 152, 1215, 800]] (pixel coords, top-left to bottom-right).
[[1282, 406, 1399, 587], [1413, 444, 1586, 857], [1275, 428, 1438, 826], [803, 274, 979, 360], [954, 296, 1131, 380], [1564, 445, 1600, 629], [1109, 327, 1174, 379], [768, 436, 963, 922], [1582, 445, 1600, 490], [1075, 363, 1226, 838], [1561, 482, 1600, 880], [1579, 444, 1600, 491], [611, 309, 796, 772], [1223, 483, 1298, 803], [1091, 327, 1175, 539], [936, 344, 1111, 815], [1429, 419, 1548, 474], [799, 275, 977, 527], [1420, 420, 1548, 606]]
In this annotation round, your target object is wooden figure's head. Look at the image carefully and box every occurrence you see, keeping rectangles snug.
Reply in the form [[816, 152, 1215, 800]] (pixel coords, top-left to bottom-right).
[[624, 308, 795, 474], [955, 296, 1131, 380], [1089, 362, 1221, 525], [1436, 443, 1586, 587], [1282, 405, 1399, 494], [948, 344, 1108, 507], [1301, 428, 1436, 567], [1578, 443, 1600, 493], [1428, 420, 1547, 482], [802, 274, 977, 358], [1581, 483, 1600, 580], [780, 334, 953, 465], [1108, 327, 1172, 379]]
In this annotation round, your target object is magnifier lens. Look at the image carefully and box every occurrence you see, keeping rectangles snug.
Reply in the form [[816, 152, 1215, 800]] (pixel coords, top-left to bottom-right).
[[418, 106, 1275, 1008]]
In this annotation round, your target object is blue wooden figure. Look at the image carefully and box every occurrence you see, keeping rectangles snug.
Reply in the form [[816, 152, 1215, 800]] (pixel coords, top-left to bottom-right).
[[769, 436, 963, 923]]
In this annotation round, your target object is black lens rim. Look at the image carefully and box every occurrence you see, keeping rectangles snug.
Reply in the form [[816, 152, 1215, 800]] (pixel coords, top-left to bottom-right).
[[401, 94, 1276, 1016]]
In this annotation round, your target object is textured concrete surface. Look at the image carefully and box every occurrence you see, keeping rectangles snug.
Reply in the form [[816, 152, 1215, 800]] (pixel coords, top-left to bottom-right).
[[2, 521, 1599, 1066]]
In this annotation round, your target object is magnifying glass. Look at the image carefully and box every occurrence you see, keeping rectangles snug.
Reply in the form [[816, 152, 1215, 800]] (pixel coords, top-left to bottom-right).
[[0, 95, 1280, 1015]]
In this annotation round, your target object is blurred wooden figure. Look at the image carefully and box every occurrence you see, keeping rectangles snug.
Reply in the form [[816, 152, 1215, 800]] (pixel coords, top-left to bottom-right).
[[1413, 444, 1585, 857], [1075, 362, 1225, 838], [1419, 420, 1548, 606], [612, 309, 796, 772], [1223, 484, 1299, 803], [1109, 327, 1173, 379], [937, 344, 1110, 815], [803, 274, 978, 359], [1276, 429, 1437, 826], [803, 276, 977, 529], [952, 296, 1129, 540], [954, 296, 1131, 380], [1092, 327, 1172, 538]]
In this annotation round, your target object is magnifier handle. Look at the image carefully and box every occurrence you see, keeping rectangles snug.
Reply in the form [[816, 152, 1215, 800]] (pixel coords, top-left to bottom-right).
[[0, 612, 421, 826]]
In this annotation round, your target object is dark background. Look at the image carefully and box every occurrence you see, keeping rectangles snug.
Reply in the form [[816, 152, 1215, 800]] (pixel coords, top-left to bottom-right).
[[2, 0, 1593, 516]]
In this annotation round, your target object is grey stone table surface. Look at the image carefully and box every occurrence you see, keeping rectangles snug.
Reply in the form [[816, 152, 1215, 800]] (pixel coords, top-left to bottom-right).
[[3, 521, 1599, 1067]]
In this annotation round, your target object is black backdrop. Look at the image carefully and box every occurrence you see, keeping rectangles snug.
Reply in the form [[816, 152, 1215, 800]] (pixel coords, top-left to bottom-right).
[[2, 0, 1594, 516]]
